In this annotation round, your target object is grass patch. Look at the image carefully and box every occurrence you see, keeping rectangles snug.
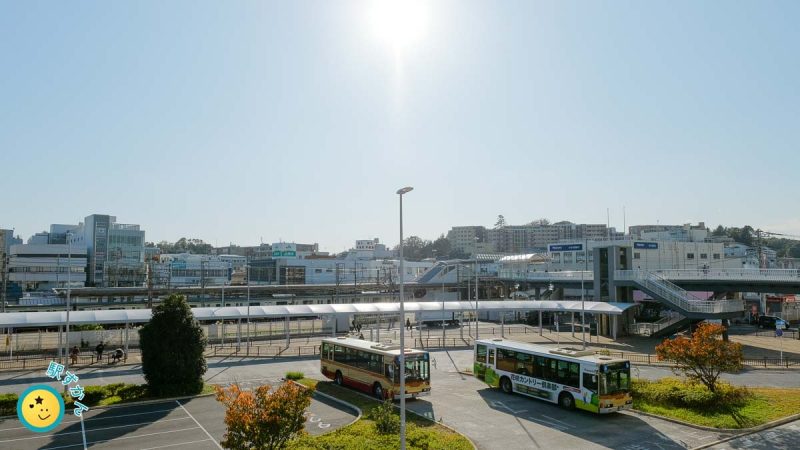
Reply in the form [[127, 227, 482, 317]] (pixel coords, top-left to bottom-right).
[[286, 371, 305, 380], [1, 383, 216, 416], [632, 378, 800, 429], [293, 378, 472, 450]]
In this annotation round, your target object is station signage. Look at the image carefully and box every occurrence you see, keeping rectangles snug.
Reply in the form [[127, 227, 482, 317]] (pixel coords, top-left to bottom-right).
[[548, 244, 583, 252], [634, 242, 658, 250]]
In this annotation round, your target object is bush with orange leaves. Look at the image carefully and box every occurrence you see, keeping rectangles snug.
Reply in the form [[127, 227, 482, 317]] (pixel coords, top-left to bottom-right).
[[215, 381, 314, 450], [655, 323, 743, 393]]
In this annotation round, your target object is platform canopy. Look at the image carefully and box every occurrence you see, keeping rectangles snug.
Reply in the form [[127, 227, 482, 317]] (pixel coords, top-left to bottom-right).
[[0, 301, 638, 328]]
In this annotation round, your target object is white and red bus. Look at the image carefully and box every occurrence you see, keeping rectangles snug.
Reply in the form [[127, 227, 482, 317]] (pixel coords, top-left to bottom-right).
[[320, 337, 431, 400]]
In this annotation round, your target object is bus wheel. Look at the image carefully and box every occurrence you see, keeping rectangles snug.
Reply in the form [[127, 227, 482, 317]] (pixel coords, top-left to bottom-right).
[[559, 392, 575, 410], [373, 383, 384, 400], [500, 376, 513, 394], [334, 371, 343, 386]]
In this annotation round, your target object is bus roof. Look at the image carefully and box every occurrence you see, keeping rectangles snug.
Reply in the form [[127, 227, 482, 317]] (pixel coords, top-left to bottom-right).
[[322, 337, 428, 357], [475, 338, 628, 365]]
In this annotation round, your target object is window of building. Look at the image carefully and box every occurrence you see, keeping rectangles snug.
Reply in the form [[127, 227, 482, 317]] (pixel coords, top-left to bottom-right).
[[576, 252, 585, 264], [563, 252, 573, 264], [713, 253, 720, 260], [700, 253, 707, 259], [633, 252, 641, 260], [552, 253, 561, 263], [687, 253, 695, 259]]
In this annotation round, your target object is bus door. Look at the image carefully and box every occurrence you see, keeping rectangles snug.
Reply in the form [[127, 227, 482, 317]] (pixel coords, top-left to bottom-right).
[[475, 344, 495, 380]]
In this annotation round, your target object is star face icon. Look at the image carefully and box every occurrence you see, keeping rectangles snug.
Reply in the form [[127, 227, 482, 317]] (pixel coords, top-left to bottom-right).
[[35, 396, 43, 405]]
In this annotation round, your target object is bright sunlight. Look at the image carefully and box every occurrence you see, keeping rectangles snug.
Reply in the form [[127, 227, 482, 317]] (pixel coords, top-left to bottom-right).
[[367, 0, 430, 51]]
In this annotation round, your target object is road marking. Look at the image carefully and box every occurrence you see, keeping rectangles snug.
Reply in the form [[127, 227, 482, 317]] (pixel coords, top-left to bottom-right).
[[39, 427, 201, 450], [0, 417, 193, 443], [0, 406, 183, 432], [176, 400, 223, 450], [139, 438, 214, 450], [541, 414, 572, 428]]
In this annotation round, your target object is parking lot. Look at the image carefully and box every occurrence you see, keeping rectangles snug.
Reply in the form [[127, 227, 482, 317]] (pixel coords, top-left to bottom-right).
[[0, 379, 356, 450]]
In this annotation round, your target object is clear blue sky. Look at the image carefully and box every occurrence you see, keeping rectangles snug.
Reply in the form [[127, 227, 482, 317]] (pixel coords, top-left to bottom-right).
[[2, 1, 799, 252]]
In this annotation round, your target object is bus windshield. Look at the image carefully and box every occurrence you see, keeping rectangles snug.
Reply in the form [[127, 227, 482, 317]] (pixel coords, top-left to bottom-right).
[[395, 355, 430, 382], [599, 362, 631, 395]]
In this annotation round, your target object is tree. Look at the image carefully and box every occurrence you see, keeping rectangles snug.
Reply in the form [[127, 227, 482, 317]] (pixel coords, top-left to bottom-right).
[[139, 294, 207, 396], [655, 323, 743, 393], [494, 215, 506, 229], [528, 218, 551, 226], [711, 225, 726, 237], [216, 382, 313, 450]]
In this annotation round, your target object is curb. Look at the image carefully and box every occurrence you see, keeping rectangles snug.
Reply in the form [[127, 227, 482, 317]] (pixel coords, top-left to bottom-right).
[[633, 407, 800, 435], [690, 414, 800, 450]]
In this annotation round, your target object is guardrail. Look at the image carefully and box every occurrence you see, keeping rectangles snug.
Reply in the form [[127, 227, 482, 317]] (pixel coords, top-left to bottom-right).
[[629, 313, 685, 336], [498, 270, 593, 281], [654, 268, 800, 282], [616, 270, 744, 314]]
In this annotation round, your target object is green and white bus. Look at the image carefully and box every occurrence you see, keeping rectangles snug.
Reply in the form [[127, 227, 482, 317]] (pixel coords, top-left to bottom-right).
[[474, 339, 632, 413]]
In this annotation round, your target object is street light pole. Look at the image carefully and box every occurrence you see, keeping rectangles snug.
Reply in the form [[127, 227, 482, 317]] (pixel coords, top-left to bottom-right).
[[396, 186, 413, 450], [582, 239, 587, 349], [64, 232, 72, 390], [475, 253, 479, 341], [246, 265, 251, 355]]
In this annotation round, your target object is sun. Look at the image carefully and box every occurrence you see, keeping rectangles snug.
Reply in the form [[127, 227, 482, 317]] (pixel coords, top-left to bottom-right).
[[367, 0, 430, 51]]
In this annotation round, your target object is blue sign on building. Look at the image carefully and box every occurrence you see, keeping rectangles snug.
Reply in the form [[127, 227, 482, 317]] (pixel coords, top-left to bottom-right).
[[634, 242, 658, 250], [549, 244, 583, 252]]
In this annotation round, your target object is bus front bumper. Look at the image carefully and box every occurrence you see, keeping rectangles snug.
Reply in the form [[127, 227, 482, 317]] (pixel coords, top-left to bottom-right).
[[600, 403, 632, 413]]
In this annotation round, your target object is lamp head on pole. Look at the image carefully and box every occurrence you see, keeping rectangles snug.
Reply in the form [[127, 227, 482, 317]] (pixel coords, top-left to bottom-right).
[[396, 186, 414, 195]]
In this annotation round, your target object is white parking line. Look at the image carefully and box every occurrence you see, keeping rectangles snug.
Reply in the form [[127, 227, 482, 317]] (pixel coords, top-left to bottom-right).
[[139, 438, 213, 450], [39, 426, 201, 450], [0, 417, 193, 444], [176, 400, 223, 450], [0, 407, 181, 432]]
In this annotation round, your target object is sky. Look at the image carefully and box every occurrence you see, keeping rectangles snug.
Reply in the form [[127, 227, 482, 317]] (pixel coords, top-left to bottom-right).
[[2, 0, 799, 253]]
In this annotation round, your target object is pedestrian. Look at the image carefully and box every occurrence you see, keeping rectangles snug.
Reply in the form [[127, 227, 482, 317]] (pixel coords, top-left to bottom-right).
[[112, 348, 124, 363], [357, 322, 362, 333], [95, 341, 105, 362], [358, 332, 365, 340], [406, 318, 412, 331], [70, 346, 79, 365]]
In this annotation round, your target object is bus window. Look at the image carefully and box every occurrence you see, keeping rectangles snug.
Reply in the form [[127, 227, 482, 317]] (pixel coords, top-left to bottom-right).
[[568, 362, 580, 388], [334, 345, 345, 362], [583, 373, 598, 392], [516, 352, 532, 375], [497, 349, 516, 373], [557, 360, 570, 385], [476, 344, 487, 363], [533, 355, 546, 378], [488, 348, 495, 365]]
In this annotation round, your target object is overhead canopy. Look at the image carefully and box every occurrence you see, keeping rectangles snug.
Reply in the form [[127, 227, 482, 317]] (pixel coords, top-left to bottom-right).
[[0, 301, 638, 328]]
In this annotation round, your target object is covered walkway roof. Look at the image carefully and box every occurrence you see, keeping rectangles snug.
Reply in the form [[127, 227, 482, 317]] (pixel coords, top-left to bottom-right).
[[0, 301, 637, 328]]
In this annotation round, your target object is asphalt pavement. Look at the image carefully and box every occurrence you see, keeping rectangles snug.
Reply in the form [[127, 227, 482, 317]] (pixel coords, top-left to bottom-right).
[[0, 379, 356, 449]]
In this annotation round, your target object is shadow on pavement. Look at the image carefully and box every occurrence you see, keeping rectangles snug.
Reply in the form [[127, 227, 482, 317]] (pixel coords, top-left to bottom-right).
[[42, 400, 179, 449], [476, 387, 689, 450]]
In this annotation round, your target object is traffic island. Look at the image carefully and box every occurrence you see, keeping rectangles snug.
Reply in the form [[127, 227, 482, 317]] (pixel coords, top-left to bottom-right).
[[631, 378, 800, 430], [291, 378, 474, 450]]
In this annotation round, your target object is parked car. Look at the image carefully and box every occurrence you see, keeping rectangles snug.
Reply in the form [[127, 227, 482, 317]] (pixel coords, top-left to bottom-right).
[[757, 315, 789, 330]]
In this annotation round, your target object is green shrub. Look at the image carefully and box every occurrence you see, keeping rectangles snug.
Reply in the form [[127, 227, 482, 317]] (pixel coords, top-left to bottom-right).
[[369, 399, 400, 434], [0, 393, 18, 416], [633, 378, 749, 408], [117, 384, 149, 401], [285, 371, 305, 380]]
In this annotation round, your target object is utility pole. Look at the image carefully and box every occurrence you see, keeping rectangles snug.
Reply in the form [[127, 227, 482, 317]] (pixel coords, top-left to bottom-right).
[[146, 261, 153, 309], [201, 259, 206, 307], [1, 253, 8, 314]]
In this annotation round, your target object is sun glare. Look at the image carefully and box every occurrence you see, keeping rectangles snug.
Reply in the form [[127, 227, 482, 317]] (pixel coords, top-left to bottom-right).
[[368, 0, 430, 51]]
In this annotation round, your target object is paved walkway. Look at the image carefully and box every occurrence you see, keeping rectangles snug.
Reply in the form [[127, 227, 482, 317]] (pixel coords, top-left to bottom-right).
[[1, 323, 798, 373]]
